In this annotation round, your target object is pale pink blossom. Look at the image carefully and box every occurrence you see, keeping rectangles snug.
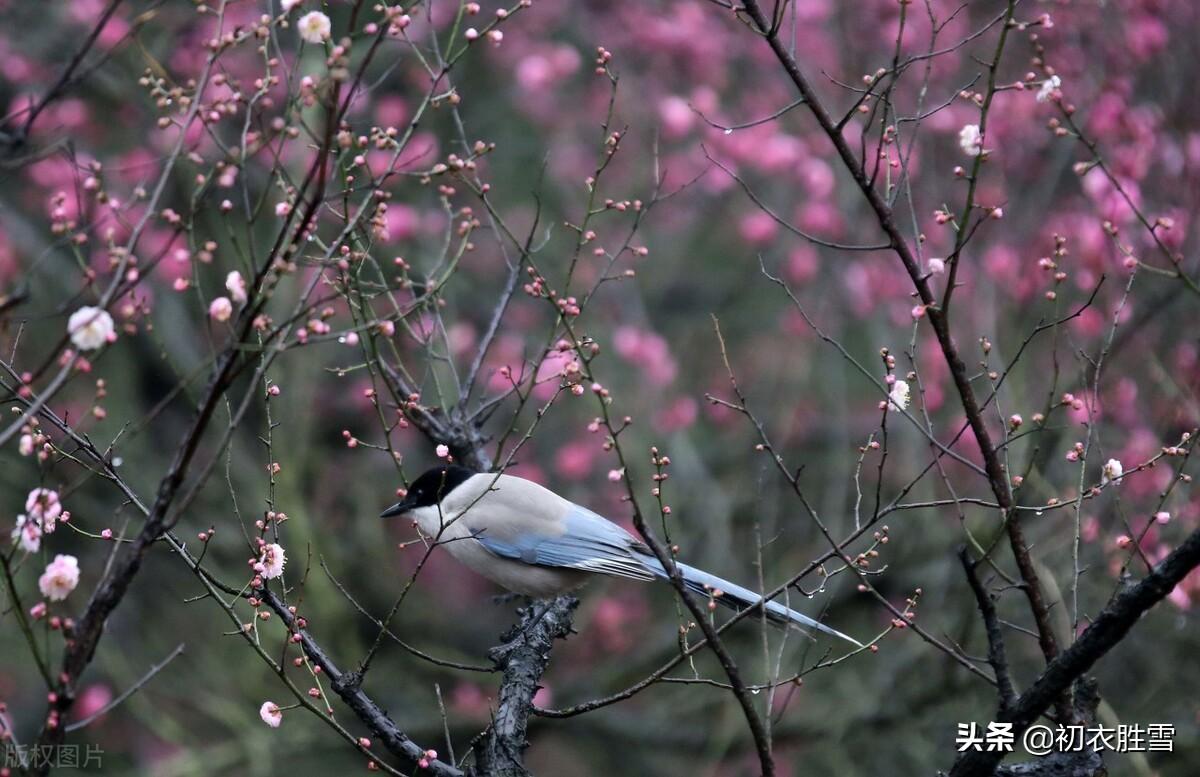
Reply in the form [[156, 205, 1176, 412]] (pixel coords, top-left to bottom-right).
[[19, 434, 35, 456], [888, 380, 910, 411], [11, 514, 42, 553], [226, 271, 248, 304], [257, 543, 287, 579], [209, 296, 234, 322], [1101, 458, 1124, 485], [260, 701, 283, 727], [26, 488, 63, 525], [280, 0, 302, 11], [436, 444, 451, 459], [38, 554, 81, 601]]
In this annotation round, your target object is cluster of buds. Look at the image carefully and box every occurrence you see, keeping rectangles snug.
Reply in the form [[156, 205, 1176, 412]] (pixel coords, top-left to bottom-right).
[[91, 379, 108, 420], [139, 67, 193, 118], [854, 526, 891, 587], [48, 191, 79, 236], [555, 294, 581, 318], [891, 587, 923, 630], [594, 46, 613, 75], [1060, 392, 1084, 411], [523, 266, 548, 298], [650, 446, 672, 499], [1036, 234, 1069, 299], [957, 86, 988, 108], [16, 417, 53, 461], [861, 67, 888, 86], [81, 161, 109, 207], [1162, 431, 1193, 458], [375, 4, 411, 37], [703, 583, 725, 612], [369, 122, 403, 151], [602, 197, 641, 212], [258, 511, 289, 531]]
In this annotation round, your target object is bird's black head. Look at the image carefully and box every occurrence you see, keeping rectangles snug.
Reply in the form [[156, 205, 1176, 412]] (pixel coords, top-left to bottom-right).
[[380, 464, 476, 518]]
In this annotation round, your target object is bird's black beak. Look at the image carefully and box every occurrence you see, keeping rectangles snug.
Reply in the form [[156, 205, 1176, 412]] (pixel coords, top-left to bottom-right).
[[380, 497, 414, 518]]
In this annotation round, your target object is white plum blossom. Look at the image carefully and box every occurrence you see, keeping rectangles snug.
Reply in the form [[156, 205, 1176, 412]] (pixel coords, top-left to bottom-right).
[[298, 11, 331, 44], [1036, 75, 1062, 104], [926, 257, 946, 275], [226, 271, 248, 304], [280, 0, 303, 12], [11, 515, 42, 553], [888, 379, 911, 411], [18, 434, 35, 456], [958, 124, 983, 157], [1101, 458, 1124, 485], [38, 554, 81, 601], [257, 543, 287, 579], [436, 444, 450, 459], [260, 701, 283, 727], [67, 306, 115, 351]]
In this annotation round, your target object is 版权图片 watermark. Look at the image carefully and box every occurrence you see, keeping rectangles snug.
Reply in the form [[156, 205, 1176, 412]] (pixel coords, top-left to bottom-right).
[[4, 743, 104, 770]]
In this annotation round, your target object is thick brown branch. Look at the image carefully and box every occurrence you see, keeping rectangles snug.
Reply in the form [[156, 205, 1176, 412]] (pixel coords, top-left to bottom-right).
[[477, 596, 579, 776], [950, 526, 1200, 777]]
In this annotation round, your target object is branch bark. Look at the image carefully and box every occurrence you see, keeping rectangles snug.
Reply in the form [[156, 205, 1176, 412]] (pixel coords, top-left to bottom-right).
[[476, 596, 579, 777], [950, 526, 1200, 777]]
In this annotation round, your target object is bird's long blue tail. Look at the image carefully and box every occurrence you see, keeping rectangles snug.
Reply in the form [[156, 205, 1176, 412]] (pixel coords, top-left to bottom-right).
[[642, 557, 862, 647]]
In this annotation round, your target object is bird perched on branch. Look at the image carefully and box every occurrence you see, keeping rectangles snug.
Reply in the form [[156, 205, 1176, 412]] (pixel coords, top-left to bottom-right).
[[382, 465, 861, 647]]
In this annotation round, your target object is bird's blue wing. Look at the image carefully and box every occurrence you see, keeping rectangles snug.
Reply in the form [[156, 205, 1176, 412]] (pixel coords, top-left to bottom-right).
[[475, 505, 655, 581]]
